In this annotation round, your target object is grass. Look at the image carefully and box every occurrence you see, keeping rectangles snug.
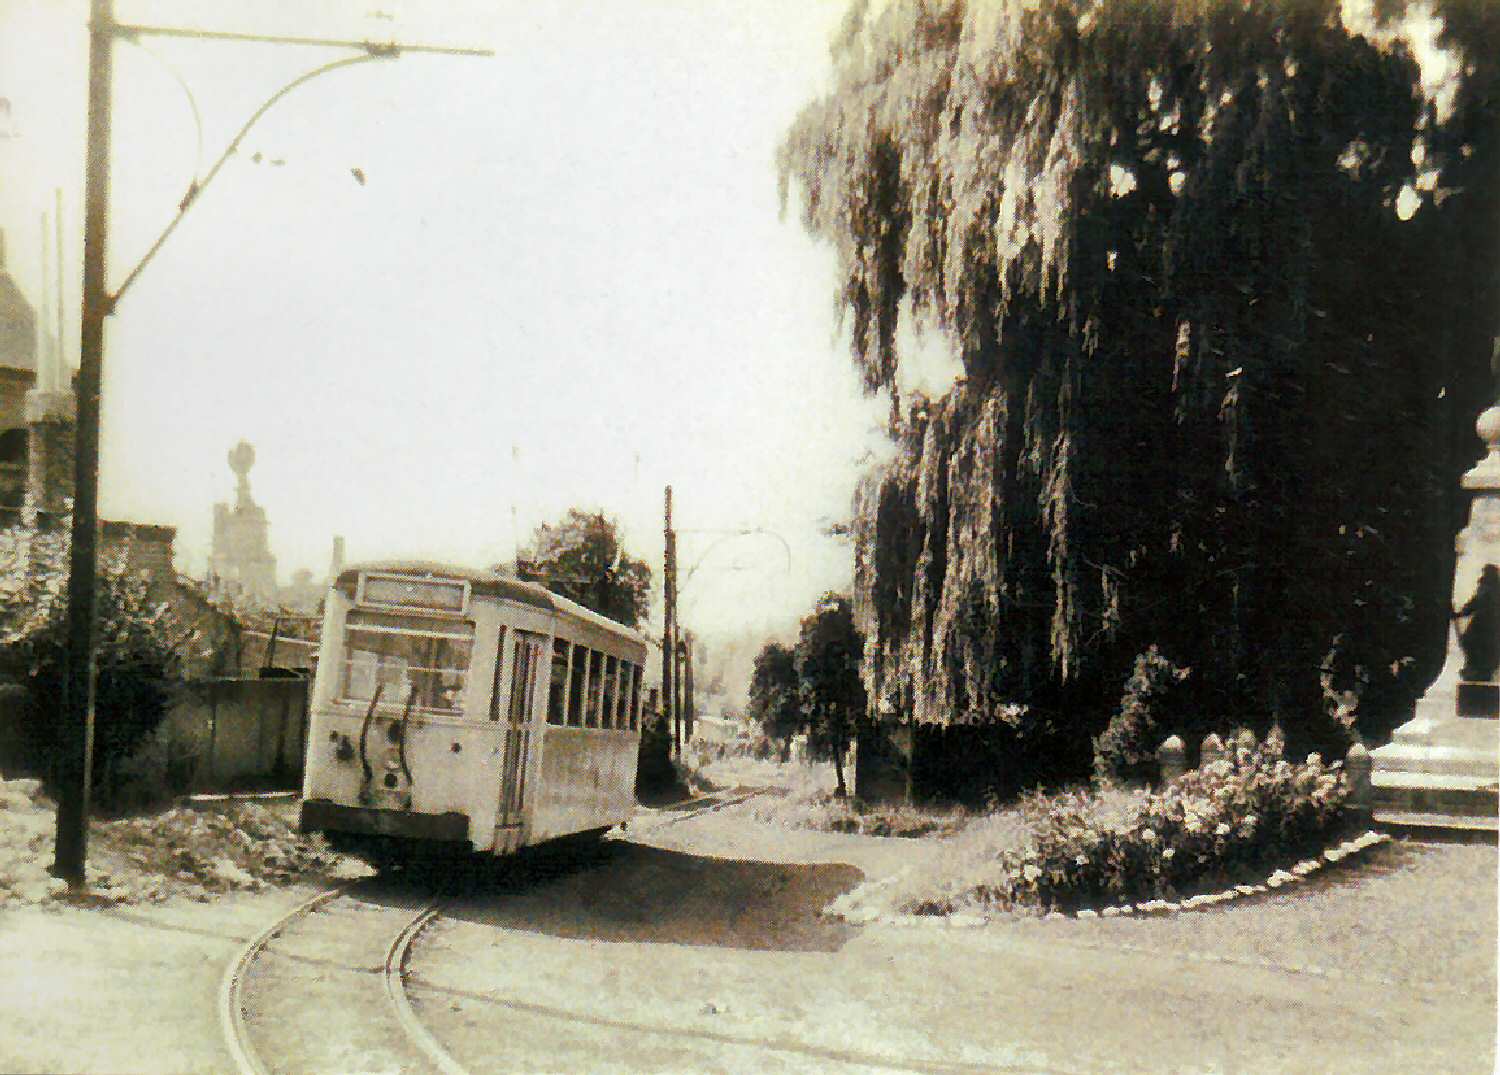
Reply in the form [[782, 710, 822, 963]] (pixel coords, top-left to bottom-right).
[[1017, 838, 1497, 995], [822, 784, 1149, 920], [750, 786, 971, 839], [679, 752, 973, 838]]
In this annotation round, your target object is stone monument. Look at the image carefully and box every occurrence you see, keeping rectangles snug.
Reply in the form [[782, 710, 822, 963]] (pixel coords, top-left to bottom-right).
[[209, 440, 279, 607], [1372, 402, 1500, 833]]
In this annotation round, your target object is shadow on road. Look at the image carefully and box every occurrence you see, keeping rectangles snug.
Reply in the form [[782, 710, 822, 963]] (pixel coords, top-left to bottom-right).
[[439, 838, 861, 953]]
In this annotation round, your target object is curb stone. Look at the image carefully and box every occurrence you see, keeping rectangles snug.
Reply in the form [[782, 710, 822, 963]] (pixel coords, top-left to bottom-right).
[[847, 831, 1393, 930]]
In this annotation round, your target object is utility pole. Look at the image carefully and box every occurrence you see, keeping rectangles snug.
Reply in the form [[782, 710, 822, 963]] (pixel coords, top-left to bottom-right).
[[49, 0, 488, 887], [52, 0, 114, 885], [662, 486, 677, 758]]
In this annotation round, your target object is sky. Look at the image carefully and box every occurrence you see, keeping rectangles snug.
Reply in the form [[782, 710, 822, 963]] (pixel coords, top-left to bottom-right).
[[0, 0, 901, 646]]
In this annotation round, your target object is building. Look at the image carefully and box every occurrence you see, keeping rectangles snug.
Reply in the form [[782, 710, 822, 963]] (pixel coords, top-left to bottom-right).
[[0, 222, 329, 672], [209, 440, 279, 608], [0, 224, 255, 675], [0, 230, 35, 513]]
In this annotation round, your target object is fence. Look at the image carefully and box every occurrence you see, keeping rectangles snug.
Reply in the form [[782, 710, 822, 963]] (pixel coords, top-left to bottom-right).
[[155, 676, 310, 794]]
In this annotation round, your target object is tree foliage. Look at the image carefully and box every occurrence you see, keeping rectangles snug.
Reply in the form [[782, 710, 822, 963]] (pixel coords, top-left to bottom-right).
[[782, 0, 1498, 758], [0, 519, 184, 792], [794, 593, 868, 796], [517, 510, 652, 628], [747, 640, 803, 752], [1091, 645, 1192, 784]]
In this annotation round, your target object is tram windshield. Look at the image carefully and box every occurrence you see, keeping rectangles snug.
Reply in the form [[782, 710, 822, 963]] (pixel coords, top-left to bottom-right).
[[338, 611, 475, 714]]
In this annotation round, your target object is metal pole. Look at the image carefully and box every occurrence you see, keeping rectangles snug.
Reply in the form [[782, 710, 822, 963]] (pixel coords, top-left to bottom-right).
[[54, 188, 65, 390], [46, 4, 487, 886], [52, 0, 114, 886], [662, 486, 675, 757], [673, 638, 684, 753], [683, 631, 694, 743]]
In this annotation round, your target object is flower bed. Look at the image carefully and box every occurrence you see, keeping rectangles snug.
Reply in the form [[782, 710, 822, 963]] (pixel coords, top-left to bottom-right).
[[919, 735, 1350, 915]]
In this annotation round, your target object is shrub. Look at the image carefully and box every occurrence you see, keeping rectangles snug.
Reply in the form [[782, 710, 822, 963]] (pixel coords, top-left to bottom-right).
[[1092, 646, 1191, 785], [633, 709, 676, 796], [984, 735, 1348, 913], [0, 520, 182, 797]]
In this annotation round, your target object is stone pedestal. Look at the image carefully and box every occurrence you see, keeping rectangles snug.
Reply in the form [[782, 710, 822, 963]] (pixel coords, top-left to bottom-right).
[[1372, 404, 1500, 835]]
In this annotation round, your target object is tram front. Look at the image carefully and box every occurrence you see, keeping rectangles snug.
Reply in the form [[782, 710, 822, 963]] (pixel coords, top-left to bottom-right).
[[299, 563, 515, 855]]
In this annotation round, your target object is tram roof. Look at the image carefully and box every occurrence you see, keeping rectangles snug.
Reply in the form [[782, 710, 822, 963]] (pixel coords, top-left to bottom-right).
[[334, 560, 649, 644]]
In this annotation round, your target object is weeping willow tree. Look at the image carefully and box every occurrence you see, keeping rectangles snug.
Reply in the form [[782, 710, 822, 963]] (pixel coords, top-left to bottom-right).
[[781, 0, 1498, 764]]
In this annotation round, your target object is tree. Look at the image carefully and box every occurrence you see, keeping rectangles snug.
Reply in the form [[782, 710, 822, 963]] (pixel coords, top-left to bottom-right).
[[0, 517, 185, 795], [747, 640, 802, 758], [516, 510, 652, 628], [795, 593, 868, 797], [781, 0, 1498, 764]]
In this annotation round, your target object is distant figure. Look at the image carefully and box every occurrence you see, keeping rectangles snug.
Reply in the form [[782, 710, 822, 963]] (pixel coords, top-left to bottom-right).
[[1457, 564, 1499, 682]]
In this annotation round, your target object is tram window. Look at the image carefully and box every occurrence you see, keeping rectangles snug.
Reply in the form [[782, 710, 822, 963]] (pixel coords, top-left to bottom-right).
[[338, 611, 474, 715], [615, 662, 633, 729], [584, 650, 604, 727], [567, 642, 587, 726], [508, 635, 540, 726], [547, 641, 569, 726], [629, 663, 642, 730], [601, 656, 618, 729]]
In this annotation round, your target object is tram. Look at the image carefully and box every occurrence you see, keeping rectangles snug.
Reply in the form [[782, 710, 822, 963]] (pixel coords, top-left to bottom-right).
[[299, 560, 648, 857]]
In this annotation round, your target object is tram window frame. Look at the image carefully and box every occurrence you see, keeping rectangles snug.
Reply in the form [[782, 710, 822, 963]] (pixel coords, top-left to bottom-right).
[[584, 649, 604, 728], [337, 611, 475, 716], [567, 642, 587, 727], [488, 626, 508, 722], [628, 662, 642, 730], [547, 640, 569, 726], [601, 655, 619, 729]]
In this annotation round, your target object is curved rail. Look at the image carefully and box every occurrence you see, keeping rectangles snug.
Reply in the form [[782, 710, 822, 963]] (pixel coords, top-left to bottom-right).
[[219, 886, 345, 1075], [645, 788, 766, 831], [384, 901, 470, 1075], [220, 886, 467, 1075]]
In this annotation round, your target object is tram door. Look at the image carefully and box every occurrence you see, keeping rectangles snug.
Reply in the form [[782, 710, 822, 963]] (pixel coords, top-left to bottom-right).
[[496, 631, 544, 827]]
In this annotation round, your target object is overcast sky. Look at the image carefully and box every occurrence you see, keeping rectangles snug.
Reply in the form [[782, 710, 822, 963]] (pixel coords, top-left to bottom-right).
[[0, 0, 908, 645]]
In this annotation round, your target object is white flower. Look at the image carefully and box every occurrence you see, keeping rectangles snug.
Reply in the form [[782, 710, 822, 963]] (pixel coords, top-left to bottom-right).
[[1141, 828, 1158, 842], [1074, 854, 1089, 866], [1023, 863, 1042, 883], [1162, 848, 1176, 860], [1214, 822, 1231, 837]]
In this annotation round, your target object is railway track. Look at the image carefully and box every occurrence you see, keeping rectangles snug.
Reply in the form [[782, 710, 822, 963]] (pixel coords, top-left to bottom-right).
[[637, 786, 767, 830], [220, 882, 467, 1075], [219, 795, 764, 1074]]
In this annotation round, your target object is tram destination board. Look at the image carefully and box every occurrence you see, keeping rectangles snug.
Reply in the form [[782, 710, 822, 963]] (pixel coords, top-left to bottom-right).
[[359, 573, 469, 613]]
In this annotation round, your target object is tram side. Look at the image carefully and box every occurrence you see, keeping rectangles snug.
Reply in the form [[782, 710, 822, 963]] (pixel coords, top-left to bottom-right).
[[526, 606, 646, 844], [299, 562, 647, 857]]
